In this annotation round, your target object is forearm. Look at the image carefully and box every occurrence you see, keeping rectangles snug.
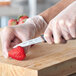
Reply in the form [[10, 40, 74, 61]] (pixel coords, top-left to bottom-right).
[[40, 0, 74, 24]]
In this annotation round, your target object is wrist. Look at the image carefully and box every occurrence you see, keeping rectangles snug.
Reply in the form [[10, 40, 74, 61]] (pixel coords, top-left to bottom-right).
[[40, 0, 74, 24]]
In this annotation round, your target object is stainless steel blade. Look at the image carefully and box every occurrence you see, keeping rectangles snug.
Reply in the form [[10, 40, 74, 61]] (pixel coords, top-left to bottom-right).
[[13, 36, 44, 48]]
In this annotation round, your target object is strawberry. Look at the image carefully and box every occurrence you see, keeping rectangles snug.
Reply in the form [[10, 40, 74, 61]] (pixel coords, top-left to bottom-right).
[[19, 16, 28, 22], [18, 15, 28, 24], [8, 19, 18, 26], [18, 19, 27, 24], [8, 46, 26, 60]]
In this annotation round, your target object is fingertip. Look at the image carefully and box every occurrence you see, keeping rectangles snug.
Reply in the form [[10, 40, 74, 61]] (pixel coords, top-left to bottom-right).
[[44, 27, 54, 44], [3, 52, 8, 58], [54, 40, 60, 44], [2, 49, 8, 58], [54, 37, 62, 44], [44, 34, 53, 44]]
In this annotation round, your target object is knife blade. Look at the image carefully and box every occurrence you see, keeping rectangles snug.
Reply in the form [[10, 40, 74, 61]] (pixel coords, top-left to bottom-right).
[[13, 35, 46, 48]]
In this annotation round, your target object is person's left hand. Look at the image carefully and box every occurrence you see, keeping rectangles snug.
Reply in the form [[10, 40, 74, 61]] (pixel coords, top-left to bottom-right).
[[0, 16, 47, 58], [44, 1, 76, 44]]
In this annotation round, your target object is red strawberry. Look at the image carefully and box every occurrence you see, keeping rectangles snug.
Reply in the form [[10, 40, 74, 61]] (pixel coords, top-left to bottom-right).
[[18, 19, 27, 24], [8, 19, 18, 26], [19, 16, 28, 22], [8, 46, 26, 60], [18, 15, 28, 24]]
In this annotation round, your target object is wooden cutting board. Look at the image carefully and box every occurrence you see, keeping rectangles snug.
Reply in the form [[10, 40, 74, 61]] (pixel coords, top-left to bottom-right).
[[0, 1, 75, 76], [0, 36, 76, 76]]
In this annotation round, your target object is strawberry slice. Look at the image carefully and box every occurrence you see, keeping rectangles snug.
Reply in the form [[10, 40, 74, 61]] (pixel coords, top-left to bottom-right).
[[8, 46, 26, 60]]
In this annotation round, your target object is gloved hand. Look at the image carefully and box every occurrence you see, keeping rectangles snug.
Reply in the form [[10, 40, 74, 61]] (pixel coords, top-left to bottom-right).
[[1, 15, 47, 58], [44, 1, 76, 44]]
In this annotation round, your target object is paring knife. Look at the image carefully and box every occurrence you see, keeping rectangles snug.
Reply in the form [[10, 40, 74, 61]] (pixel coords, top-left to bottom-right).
[[13, 35, 46, 48]]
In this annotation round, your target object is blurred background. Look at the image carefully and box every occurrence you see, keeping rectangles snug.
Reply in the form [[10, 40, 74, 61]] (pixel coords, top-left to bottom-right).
[[0, 0, 60, 27]]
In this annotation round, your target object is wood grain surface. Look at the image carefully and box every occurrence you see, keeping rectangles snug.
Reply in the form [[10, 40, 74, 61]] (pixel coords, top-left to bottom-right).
[[0, 0, 75, 76], [0, 38, 76, 76]]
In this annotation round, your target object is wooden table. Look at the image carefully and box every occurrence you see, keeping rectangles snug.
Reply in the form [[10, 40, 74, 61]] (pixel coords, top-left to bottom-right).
[[0, 38, 76, 76]]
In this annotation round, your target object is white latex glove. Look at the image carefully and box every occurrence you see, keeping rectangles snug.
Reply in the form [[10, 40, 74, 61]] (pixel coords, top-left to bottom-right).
[[1, 15, 47, 58], [44, 1, 76, 44]]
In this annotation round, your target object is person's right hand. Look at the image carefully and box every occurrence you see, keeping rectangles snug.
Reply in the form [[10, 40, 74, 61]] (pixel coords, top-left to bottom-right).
[[1, 16, 47, 58], [44, 1, 76, 44]]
